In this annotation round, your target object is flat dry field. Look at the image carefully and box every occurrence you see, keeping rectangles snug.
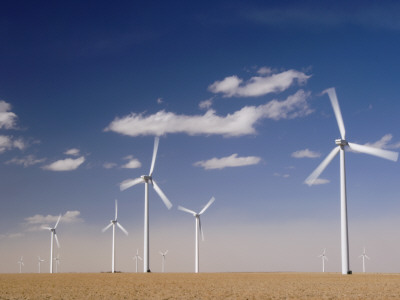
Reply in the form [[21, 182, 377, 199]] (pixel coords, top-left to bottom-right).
[[0, 272, 399, 299]]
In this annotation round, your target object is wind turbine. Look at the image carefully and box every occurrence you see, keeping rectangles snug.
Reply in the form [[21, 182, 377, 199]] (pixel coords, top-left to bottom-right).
[[305, 88, 399, 275], [54, 254, 60, 273], [318, 248, 328, 273], [178, 197, 215, 273], [133, 249, 142, 273], [359, 247, 370, 273], [102, 199, 129, 273], [17, 256, 24, 273], [38, 256, 45, 273], [159, 250, 168, 273], [120, 137, 172, 273], [42, 214, 61, 274]]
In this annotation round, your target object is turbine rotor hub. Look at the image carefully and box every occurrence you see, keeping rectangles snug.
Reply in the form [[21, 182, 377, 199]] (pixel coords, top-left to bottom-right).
[[141, 175, 152, 182], [335, 139, 348, 146]]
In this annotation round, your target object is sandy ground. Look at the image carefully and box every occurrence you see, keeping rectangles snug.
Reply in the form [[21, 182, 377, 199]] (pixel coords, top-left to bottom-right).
[[0, 272, 399, 299]]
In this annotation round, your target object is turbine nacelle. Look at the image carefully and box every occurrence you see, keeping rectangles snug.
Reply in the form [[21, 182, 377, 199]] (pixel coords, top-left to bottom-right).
[[335, 139, 348, 146], [141, 175, 152, 183]]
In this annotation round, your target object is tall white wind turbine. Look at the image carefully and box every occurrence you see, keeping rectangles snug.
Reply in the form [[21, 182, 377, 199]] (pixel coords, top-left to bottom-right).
[[120, 137, 172, 273], [17, 256, 24, 273], [305, 88, 399, 275], [102, 199, 129, 273], [318, 248, 328, 273], [178, 197, 215, 273], [133, 249, 143, 273], [42, 214, 61, 274], [38, 256, 45, 273], [359, 247, 370, 273], [159, 250, 168, 273]]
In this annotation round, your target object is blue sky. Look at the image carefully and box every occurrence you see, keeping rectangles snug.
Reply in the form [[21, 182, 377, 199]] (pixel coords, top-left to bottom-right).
[[1, 1, 400, 273]]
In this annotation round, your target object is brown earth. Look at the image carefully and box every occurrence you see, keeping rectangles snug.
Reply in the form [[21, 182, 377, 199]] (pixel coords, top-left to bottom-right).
[[0, 272, 399, 299]]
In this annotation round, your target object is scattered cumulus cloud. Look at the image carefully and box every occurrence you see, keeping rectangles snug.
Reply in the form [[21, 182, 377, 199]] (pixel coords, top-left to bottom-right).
[[6, 155, 46, 167], [291, 149, 321, 158], [0, 135, 26, 153], [274, 172, 290, 178], [105, 90, 312, 137], [257, 67, 273, 75], [103, 162, 118, 169], [194, 153, 261, 170], [365, 134, 400, 150], [42, 156, 85, 171], [157, 97, 163, 104], [25, 211, 82, 228], [199, 98, 213, 110], [121, 155, 142, 169], [208, 69, 310, 98], [0, 100, 18, 129], [64, 148, 80, 156]]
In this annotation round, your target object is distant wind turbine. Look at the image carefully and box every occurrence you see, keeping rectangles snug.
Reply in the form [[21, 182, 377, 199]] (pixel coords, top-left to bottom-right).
[[102, 199, 129, 273], [120, 137, 172, 272], [42, 214, 61, 273], [17, 256, 24, 273], [305, 88, 398, 275], [38, 256, 45, 273], [159, 250, 168, 273], [359, 247, 370, 273], [54, 254, 60, 273], [133, 249, 142, 273], [178, 197, 215, 273], [318, 249, 328, 273]]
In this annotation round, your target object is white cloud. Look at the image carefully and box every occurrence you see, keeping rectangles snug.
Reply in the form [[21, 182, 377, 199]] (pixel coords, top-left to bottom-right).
[[105, 90, 312, 137], [43, 156, 85, 171], [157, 97, 163, 104], [25, 211, 82, 226], [121, 155, 142, 169], [0, 135, 26, 153], [103, 162, 118, 169], [208, 69, 310, 98], [194, 153, 261, 170], [291, 149, 321, 158], [6, 155, 46, 167], [199, 98, 213, 110], [365, 134, 400, 150], [0, 100, 18, 129], [274, 173, 290, 178], [257, 67, 273, 75], [64, 148, 80, 156]]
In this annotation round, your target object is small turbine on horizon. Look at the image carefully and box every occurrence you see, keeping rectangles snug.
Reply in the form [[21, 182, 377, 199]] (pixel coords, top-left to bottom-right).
[[318, 249, 328, 273], [359, 247, 370, 273], [305, 88, 398, 275], [133, 249, 143, 273], [42, 214, 61, 274], [178, 197, 215, 273], [38, 256, 45, 273], [17, 256, 24, 273], [120, 137, 172, 273], [102, 199, 129, 273], [53, 254, 61, 273], [159, 250, 168, 273]]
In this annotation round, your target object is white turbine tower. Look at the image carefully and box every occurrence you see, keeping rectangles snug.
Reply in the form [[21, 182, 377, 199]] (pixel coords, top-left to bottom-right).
[[102, 199, 129, 273], [42, 214, 61, 274], [54, 254, 61, 273], [318, 249, 328, 273], [159, 250, 168, 273], [38, 256, 45, 273], [305, 88, 399, 275], [178, 197, 215, 273], [120, 137, 172, 273], [17, 257, 24, 273], [133, 249, 143, 273], [359, 247, 370, 273]]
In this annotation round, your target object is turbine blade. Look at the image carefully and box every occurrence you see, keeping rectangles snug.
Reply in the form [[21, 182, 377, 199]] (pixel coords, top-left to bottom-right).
[[54, 234, 60, 248], [199, 217, 205, 241], [348, 142, 399, 162], [199, 196, 215, 215], [165, 250, 168, 255], [115, 199, 118, 220], [152, 180, 172, 209], [120, 177, 144, 191], [54, 214, 61, 229], [159, 251, 163, 255], [324, 88, 346, 139], [177, 206, 196, 215], [102, 223, 113, 232], [305, 147, 340, 185], [139, 256, 143, 260], [366, 255, 371, 260], [42, 226, 52, 230], [149, 136, 159, 176], [116, 222, 129, 236]]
